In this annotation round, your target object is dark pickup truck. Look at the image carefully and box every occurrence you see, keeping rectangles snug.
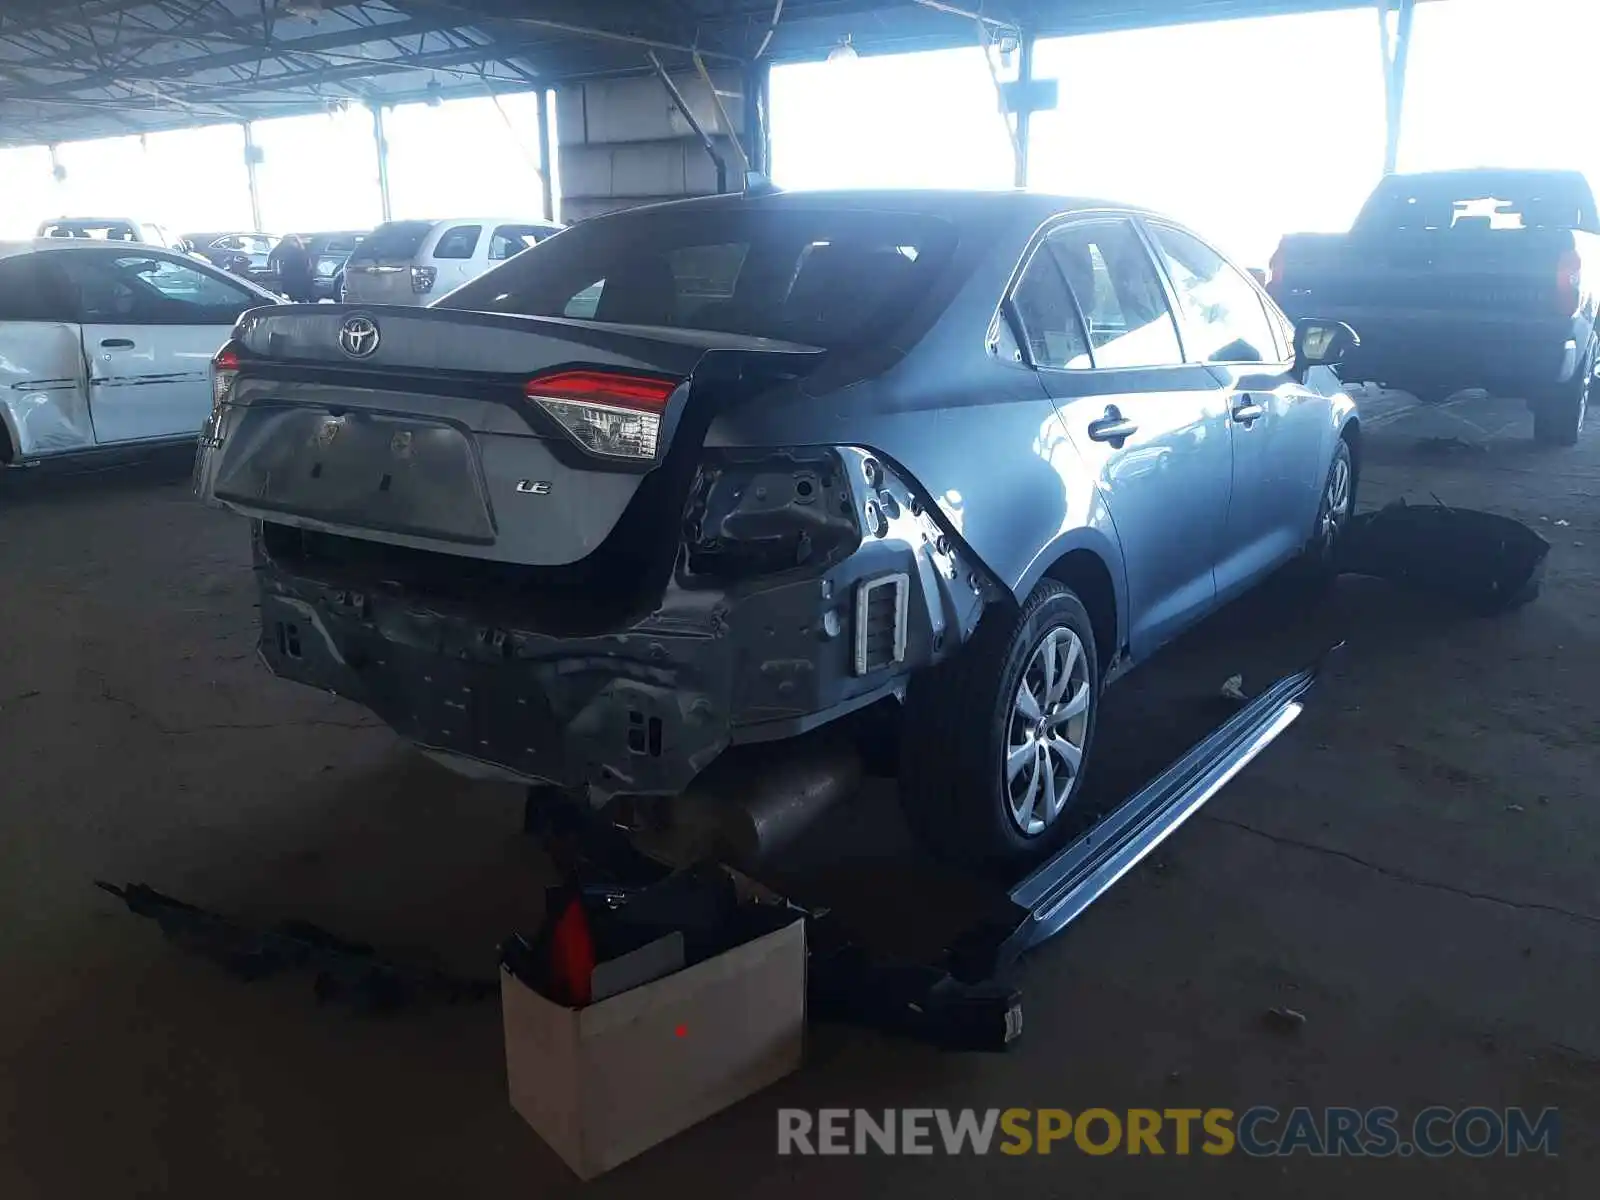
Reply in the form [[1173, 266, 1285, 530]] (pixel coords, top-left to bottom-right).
[[1269, 168, 1597, 444]]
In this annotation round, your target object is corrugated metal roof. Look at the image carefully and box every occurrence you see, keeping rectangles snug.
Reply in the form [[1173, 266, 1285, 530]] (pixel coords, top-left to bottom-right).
[[0, 1, 1377, 148]]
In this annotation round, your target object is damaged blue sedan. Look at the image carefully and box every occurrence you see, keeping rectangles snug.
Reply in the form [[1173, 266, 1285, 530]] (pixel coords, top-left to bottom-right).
[[194, 189, 1359, 869]]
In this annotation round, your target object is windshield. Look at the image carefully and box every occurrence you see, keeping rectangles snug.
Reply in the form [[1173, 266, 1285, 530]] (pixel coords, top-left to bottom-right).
[[347, 221, 433, 262], [1355, 172, 1600, 233], [438, 205, 957, 351]]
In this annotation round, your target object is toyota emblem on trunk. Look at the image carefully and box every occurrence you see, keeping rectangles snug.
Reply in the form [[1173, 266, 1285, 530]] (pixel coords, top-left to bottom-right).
[[338, 315, 380, 358]]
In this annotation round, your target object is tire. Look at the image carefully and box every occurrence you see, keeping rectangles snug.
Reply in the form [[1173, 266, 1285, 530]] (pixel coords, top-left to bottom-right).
[[899, 580, 1100, 872], [1290, 437, 1356, 590], [1532, 354, 1590, 447]]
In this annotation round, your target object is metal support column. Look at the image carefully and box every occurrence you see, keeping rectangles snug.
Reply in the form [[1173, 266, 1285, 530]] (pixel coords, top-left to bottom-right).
[[535, 88, 555, 222], [743, 59, 771, 177], [1379, 0, 1416, 175], [649, 51, 727, 195], [242, 122, 263, 233], [370, 103, 393, 222], [1013, 32, 1035, 189]]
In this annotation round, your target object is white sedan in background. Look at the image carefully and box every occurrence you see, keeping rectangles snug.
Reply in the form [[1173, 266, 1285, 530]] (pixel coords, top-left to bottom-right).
[[0, 239, 281, 466]]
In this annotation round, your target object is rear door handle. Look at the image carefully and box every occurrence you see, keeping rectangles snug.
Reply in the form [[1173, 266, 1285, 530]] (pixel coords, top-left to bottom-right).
[[99, 338, 135, 349], [1232, 397, 1266, 424], [1086, 407, 1139, 444]]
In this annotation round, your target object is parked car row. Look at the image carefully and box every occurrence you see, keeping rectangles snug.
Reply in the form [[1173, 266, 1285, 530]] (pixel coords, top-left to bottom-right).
[[1, 210, 566, 467], [30, 213, 562, 307]]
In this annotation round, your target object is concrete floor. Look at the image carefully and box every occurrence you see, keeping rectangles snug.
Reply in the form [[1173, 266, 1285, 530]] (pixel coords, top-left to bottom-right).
[[1, 390, 1596, 1198]]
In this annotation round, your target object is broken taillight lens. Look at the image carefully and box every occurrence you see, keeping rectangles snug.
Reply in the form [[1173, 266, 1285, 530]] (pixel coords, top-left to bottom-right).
[[203, 342, 242, 449], [525, 370, 680, 463], [212, 343, 240, 408]]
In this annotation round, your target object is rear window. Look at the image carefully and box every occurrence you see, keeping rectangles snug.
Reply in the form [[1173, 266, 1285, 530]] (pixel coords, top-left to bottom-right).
[[347, 221, 434, 262], [439, 206, 956, 350], [315, 234, 363, 255], [1355, 172, 1600, 233], [39, 221, 140, 241]]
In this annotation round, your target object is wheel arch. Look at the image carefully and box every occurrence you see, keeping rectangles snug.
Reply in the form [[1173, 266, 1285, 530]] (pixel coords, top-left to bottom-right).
[[1339, 413, 1362, 486], [1020, 530, 1126, 674]]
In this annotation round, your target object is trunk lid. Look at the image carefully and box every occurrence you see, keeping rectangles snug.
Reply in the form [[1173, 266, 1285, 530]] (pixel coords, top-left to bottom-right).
[[195, 306, 822, 567]]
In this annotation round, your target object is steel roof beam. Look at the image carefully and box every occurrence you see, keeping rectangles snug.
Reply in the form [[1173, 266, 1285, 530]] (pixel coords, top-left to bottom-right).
[[4, 13, 463, 98]]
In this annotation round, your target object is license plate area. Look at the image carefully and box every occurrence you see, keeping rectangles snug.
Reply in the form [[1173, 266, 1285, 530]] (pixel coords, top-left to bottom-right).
[[213, 406, 495, 544]]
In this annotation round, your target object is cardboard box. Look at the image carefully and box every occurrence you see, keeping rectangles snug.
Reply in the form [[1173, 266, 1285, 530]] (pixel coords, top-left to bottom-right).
[[502, 916, 805, 1179]]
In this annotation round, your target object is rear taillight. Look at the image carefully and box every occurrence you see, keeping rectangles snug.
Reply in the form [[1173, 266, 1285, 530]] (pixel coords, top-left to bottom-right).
[[212, 343, 240, 408], [524, 370, 680, 463], [1556, 249, 1581, 315], [410, 265, 437, 294], [204, 342, 241, 447]]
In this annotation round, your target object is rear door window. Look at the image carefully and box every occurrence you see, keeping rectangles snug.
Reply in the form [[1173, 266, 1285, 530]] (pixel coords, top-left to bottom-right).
[[489, 225, 549, 261], [1045, 221, 1183, 369], [56, 252, 259, 325], [1147, 223, 1278, 364], [1008, 243, 1092, 369], [0, 254, 74, 322], [432, 225, 482, 260]]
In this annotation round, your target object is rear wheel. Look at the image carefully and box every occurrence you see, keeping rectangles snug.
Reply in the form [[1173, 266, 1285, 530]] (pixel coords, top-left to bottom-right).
[[899, 580, 1100, 872], [1532, 355, 1590, 446]]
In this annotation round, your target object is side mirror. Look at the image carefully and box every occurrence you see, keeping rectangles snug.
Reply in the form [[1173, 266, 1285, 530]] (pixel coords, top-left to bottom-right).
[[1292, 318, 1359, 381]]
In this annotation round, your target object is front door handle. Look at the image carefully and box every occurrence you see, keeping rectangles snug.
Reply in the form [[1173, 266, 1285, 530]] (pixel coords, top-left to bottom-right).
[[99, 338, 135, 349], [1086, 406, 1139, 444], [1232, 397, 1266, 425]]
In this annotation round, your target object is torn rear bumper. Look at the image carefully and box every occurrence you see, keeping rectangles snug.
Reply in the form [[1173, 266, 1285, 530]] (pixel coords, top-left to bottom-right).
[[259, 572, 730, 794], [254, 453, 993, 796]]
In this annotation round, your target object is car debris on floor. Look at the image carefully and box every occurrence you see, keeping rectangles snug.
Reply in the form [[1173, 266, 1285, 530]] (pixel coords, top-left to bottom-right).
[[89, 486, 1556, 1175], [1337, 500, 1551, 613], [94, 881, 495, 1013]]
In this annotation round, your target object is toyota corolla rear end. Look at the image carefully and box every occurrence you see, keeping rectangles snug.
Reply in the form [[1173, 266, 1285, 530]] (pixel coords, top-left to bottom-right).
[[194, 198, 992, 800]]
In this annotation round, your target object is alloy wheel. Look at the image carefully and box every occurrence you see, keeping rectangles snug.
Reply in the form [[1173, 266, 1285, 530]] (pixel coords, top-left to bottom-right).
[[1005, 626, 1092, 836], [1320, 453, 1352, 546]]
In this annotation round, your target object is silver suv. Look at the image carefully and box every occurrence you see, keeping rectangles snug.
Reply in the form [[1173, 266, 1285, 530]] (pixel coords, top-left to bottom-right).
[[340, 217, 562, 305]]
